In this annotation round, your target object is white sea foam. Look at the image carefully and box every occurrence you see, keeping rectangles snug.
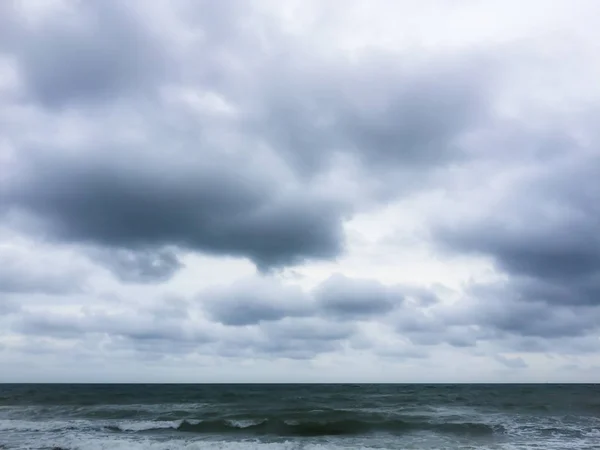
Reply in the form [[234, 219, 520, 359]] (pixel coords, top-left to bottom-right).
[[115, 420, 182, 431], [10, 434, 600, 450], [225, 419, 265, 428], [6, 434, 380, 450]]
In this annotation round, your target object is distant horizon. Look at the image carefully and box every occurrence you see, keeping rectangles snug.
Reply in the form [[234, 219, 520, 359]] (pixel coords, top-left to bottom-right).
[[1, 382, 597, 385]]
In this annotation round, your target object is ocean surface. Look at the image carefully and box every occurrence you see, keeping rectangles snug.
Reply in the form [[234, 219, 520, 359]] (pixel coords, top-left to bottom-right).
[[1, 384, 599, 450]]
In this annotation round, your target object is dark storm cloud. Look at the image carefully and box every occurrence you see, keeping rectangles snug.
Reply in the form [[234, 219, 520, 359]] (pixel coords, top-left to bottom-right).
[[5, 148, 346, 273], [435, 152, 600, 307], [0, 0, 500, 280], [440, 223, 600, 296], [427, 144, 600, 346]]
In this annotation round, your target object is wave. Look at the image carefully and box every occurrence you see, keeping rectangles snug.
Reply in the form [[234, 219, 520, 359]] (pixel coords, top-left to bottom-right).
[[106, 420, 183, 432], [1, 416, 502, 437], [108, 418, 503, 437], [25, 439, 376, 450]]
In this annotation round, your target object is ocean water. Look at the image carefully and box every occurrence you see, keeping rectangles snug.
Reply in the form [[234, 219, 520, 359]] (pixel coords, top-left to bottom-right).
[[1, 384, 599, 450]]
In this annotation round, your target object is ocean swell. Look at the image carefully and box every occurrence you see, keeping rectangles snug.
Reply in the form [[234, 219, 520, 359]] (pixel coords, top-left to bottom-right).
[[107, 417, 503, 437]]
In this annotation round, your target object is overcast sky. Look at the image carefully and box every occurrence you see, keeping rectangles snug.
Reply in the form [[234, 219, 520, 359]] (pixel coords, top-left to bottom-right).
[[1, 0, 599, 383]]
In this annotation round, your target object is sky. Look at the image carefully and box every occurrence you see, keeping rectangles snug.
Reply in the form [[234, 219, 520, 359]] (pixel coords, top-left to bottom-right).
[[1, 0, 599, 383]]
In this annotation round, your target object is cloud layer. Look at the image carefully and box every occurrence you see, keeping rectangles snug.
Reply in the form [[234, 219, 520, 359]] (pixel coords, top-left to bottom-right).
[[1, 0, 599, 382]]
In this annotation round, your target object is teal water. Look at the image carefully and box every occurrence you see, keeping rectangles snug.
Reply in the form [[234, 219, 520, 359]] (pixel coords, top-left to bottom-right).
[[1, 384, 599, 449]]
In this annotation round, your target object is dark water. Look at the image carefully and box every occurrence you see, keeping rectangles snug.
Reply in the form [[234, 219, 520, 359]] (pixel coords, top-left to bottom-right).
[[1, 384, 599, 449]]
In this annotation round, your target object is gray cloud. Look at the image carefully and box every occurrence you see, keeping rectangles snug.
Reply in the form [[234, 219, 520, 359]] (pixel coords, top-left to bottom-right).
[[196, 272, 533, 356], [4, 146, 347, 273], [0, 247, 87, 295], [436, 152, 600, 306], [387, 280, 600, 357], [90, 248, 183, 284], [315, 273, 399, 319], [263, 317, 355, 342], [1, 1, 167, 107], [0, 0, 500, 280], [194, 274, 461, 357], [422, 127, 600, 348], [2, 0, 597, 380], [390, 304, 480, 349], [250, 55, 494, 177], [459, 284, 600, 339], [12, 296, 211, 352], [0, 296, 20, 315], [494, 354, 528, 369], [221, 318, 356, 360], [8, 291, 358, 361], [201, 278, 312, 326], [14, 309, 206, 343], [201, 273, 408, 327]]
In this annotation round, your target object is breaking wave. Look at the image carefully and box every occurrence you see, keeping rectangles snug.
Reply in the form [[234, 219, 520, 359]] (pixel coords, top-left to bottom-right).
[[107, 417, 503, 437]]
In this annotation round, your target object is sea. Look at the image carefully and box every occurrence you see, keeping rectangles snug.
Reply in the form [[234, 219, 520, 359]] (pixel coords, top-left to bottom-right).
[[0, 384, 599, 450]]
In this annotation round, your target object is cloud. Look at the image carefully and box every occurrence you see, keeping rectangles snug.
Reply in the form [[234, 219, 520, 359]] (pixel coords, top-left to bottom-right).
[[435, 150, 600, 306], [201, 277, 311, 326], [1, 0, 599, 382], [201, 273, 410, 326], [263, 317, 355, 342], [1, 1, 168, 108], [457, 284, 600, 339], [315, 273, 399, 319], [4, 145, 347, 273], [3, 273, 425, 362], [385, 278, 600, 352], [0, 244, 88, 294], [7, 289, 358, 361], [250, 54, 494, 178], [194, 273, 450, 358], [423, 117, 600, 347], [494, 354, 528, 369], [0, 0, 499, 280], [217, 317, 356, 360], [0, 296, 20, 315], [90, 248, 184, 283], [14, 301, 210, 345]]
